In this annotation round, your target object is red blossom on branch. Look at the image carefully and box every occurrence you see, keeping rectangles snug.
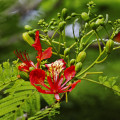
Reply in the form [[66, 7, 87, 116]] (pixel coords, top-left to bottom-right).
[[30, 59, 81, 101], [32, 30, 52, 61], [14, 31, 52, 72]]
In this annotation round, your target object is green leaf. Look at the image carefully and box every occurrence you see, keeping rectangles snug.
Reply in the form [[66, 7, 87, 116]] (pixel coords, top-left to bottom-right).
[[41, 94, 55, 105]]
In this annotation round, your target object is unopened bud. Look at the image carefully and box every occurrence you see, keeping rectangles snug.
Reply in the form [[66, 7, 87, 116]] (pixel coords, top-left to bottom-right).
[[65, 16, 71, 20], [76, 51, 86, 63], [70, 59, 76, 65], [57, 13, 61, 18], [71, 13, 77, 17], [81, 12, 89, 22], [62, 8, 68, 19], [98, 15, 103, 19], [105, 39, 114, 54], [29, 67, 35, 72], [59, 21, 66, 31], [75, 62, 82, 72], [38, 19, 44, 25], [64, 48, 70, 56], [24, 25, 32, 30], [22, 32, 34, 46], [96, 18, 104, 26], [90, 22, 97, 30]]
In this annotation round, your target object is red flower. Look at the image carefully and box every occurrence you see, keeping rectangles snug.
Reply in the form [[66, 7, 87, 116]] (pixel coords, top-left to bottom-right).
[[14, 31, 52, 72], [32, 31, 52, 61], [30, 59, 81, 101], [14, 50, 36, 72], [114, 32, 120, 43]]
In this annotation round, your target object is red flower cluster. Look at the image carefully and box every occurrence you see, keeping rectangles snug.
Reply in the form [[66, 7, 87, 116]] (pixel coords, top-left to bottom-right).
[[15, 31, 81, 101], [30, 59, 81, 101]]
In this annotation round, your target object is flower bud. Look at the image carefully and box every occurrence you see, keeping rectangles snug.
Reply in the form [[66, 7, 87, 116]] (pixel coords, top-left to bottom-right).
[[59, 21, 66, 31], [96, 18, 104, 26], [24, 25, 32, 30], [90, 22, 97, 30], [108, 21, 112, 24], [51, 26, 55, 30], [81, 12, 89, 22], [105, 39, 114, 54], [64, 48, 70, 56], [44, 30, 48, 34], [29, 67, 35, 72], [98, 15, 103, 19], [76, 51, 86, 63], [49, 21, 54, 26], [19, 71, 29, 80], [71, 13, 77, 17], [70, 59, 76, 65], [22, 32, 34, 46], [57, 13, 61, 18], [65, 16, 71, 20], [38, 19, 44, 25], [75, 62, 82, 72], [62, 8, 68, 19]]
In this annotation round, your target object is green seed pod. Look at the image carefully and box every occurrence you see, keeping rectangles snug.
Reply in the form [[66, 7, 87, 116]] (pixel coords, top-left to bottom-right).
[[71, 13, 77, 17], [70, 59, 76, 65], [64, 48, 70, 56], [57, 13, 61, 18], [65, 16, 71, 20], [81, 12, 89, 22], [62, 8, 68, 19], [22, 32, 34, 46], [96, 18, 104, 26], [90, 22, 97, 30], [105, 39, 114, 54], [24, 25, 32, 30], [29, 67, 35, 72], [59, 21, 66, 31], [75, 62, 82, 72], [76, 51, 86, 63]]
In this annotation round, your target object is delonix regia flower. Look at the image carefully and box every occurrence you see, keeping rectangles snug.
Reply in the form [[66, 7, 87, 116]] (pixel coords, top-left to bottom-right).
[[30, 59, 81, 101], [14, 30, 52, 72]]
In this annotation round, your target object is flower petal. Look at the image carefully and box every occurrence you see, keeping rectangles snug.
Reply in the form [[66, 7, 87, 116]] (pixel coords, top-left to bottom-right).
[[47, 76, 54, 89], [34, 85, 52, 94], [54, 94, 60, 101], [32, 31, 42, 51], [30, 69, 45, 85], [58, 75, 64, 87], [60, 80, 81, 93], [68, 80, 81, 92], [40, 47, 52, 60], [32, 31, 42, 58], [64, 65, 76, 81], [14, 50, 35, 72]]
